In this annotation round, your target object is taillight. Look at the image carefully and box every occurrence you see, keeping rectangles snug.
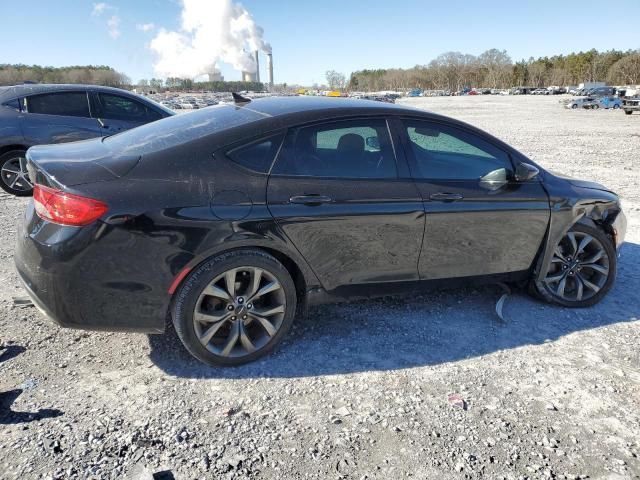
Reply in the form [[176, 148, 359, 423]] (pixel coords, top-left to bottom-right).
[[33, 184, 109, 226]]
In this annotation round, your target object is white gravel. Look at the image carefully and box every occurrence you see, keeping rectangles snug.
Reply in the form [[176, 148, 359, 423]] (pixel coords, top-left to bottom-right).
[[0, 95, 638, 479]]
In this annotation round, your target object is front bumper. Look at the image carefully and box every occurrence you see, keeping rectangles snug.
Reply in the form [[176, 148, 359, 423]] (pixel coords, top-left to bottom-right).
[[612, 208, 627, 250]]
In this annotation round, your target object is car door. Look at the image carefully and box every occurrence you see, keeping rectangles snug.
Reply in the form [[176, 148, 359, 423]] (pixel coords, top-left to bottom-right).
[[20, 91, 102, 144], [398, 118, 550, 280], [90, 92, 162, 135], [267, 117, 424, 292]]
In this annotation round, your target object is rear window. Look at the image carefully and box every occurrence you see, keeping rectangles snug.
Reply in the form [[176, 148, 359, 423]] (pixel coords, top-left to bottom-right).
[[103, 104, 265, 155], [26, 92, 90, 117]]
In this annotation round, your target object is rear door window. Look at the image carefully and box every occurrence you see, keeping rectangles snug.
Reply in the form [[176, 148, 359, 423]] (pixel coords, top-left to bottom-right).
[[26, 92, 90, 117], [94, 93, 161, 122], [272, 118, 397, 178]]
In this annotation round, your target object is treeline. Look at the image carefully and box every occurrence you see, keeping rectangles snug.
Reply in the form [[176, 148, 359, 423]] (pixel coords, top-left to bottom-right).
[[349, 49, 640, 92], [139, 77, 265, 92], [0, 64, 130, 87]]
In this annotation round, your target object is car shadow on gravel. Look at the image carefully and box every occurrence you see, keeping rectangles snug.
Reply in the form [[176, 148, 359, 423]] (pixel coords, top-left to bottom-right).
[[148, 242, 640, 379]]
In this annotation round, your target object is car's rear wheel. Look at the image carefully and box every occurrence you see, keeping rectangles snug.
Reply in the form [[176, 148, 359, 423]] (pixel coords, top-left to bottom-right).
[[533, 223, 616, 307], [624, 110, 633, 115], [613, 104, 620, 109], [571, 104, 578, 109], [0, 150, 33, 196], [173, 249, 297, 366], [592, 104, 599, 109]]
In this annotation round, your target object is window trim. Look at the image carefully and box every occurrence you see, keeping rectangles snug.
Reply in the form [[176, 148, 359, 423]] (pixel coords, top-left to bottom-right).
[[23, 90, 92, 118], [399, 117, 516, 182], [269, 116, 400, 180]]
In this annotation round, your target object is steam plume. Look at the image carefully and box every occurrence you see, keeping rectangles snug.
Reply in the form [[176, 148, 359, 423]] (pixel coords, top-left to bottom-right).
[[150, 0, 271, 79]]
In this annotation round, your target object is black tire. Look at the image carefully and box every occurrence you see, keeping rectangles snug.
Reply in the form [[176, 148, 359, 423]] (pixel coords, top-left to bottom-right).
[[0, 150, 33, 196], [624, 110, 633, 115], [592, 104, 599, 110], [571, 104, 578, 109], [172, 249, 297, 366], [532, 223, 616, 308]]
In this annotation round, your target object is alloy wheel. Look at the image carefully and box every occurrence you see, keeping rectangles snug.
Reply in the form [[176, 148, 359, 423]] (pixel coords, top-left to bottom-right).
[[193, 266, 286, 358], [1, 156, 32, 193], [543, 231, 610, 302]]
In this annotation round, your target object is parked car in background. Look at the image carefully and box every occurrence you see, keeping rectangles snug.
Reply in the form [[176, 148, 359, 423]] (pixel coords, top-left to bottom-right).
[[597, 96, 622, 109], [15, 96, 626, 366], [584, 86, 615, 97], [0, 84, 173, 196], [531, 88, 548, 95], [565, 97, 598, 109], [622, 96, 640, 115]]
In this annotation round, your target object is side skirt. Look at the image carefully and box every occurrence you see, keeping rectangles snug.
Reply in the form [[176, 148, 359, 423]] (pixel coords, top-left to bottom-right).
[[306, 270, 531, 305]]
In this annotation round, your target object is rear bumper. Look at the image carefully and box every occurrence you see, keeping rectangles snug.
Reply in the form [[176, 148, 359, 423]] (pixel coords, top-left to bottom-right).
[[14, 201, 168, 334]]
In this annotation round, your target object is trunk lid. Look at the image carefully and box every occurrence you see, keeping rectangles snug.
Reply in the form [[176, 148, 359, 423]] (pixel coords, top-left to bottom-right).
[[26, 137, 140, 188]]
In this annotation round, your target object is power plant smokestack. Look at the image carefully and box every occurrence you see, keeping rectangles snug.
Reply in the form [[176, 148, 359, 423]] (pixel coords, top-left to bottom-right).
[[254, 50, 260, 83], [242, 71, 257, 82], [267, 53, 273, 89]]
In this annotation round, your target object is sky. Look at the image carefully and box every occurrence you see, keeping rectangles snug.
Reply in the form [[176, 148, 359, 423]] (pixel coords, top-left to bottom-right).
[[1, 0, 639, 86]]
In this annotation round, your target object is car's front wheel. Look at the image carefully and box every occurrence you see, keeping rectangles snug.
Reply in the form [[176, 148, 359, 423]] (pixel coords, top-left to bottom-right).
[[533, 223, 616, 307], [173, 249, 297, 366], [0, 150, 33, 196]]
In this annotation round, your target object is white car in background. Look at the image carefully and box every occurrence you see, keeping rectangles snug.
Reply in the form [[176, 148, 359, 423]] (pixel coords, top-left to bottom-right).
[[565, 97, 598, 109]]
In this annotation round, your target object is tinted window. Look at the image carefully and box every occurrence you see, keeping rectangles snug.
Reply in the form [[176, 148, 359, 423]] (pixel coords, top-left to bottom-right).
[[404, 120, 512, 180], [273, 119, 397, 178], [27, 92, 90, 117], [2, 98, 20, 111], [226, 134, 284, 173], [95, 93, 161, 122]]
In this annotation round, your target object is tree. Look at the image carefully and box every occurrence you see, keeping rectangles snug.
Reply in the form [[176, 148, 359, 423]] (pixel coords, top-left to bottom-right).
[[325, 70, 346, 91], [149, 78, 163, 89], [478, 49, 512, 88], [607, 54, 640, 84]]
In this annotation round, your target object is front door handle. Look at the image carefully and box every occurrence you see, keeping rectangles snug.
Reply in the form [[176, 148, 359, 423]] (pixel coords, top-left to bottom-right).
[[429, 192, 464, 202], [289, 195, 333, 206]]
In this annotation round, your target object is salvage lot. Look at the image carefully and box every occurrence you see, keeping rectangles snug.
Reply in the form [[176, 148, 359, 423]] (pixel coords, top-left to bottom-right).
[[0, 95, 639, 479]]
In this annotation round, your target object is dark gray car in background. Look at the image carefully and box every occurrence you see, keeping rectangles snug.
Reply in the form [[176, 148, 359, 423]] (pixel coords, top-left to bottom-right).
[[0, 84, 174, 196]]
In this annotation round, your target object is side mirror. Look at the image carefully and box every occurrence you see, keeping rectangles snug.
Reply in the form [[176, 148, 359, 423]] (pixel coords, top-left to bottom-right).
[[479, 168, 509, 191], [515, 162, 540, 182], [365, 136, 380, 150]]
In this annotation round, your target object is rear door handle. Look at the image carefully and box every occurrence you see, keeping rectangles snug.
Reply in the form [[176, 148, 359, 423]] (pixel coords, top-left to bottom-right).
[[429, 192, 464, 202], [289, 195, 333, 206]]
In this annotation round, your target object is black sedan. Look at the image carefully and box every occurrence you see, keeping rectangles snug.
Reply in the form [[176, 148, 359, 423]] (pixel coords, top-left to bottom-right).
[[14, 96, 627, 366], [0, 84, 174, 196]]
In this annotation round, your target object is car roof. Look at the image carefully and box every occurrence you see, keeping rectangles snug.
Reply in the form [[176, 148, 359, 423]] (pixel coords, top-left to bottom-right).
[[0, 83, 143, 103]]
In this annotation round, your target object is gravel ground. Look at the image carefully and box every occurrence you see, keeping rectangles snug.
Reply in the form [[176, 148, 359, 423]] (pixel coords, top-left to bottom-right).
[[0, 95, 638, 480]]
